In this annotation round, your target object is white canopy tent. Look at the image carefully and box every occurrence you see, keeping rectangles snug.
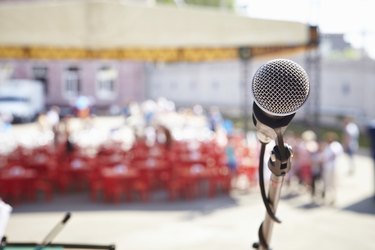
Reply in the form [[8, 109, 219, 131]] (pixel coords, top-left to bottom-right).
[[0, 0, 317, 60]]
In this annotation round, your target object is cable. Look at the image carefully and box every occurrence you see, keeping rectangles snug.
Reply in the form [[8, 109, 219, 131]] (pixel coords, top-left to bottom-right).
[[258, 143, 281, 224]]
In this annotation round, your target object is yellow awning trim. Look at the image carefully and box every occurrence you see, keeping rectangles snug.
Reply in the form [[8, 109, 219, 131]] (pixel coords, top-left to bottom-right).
[[0, 45, 314, 62]]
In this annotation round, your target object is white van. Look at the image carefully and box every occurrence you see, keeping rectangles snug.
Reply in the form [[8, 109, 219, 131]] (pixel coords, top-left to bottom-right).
[[0, 79, 45, 123]]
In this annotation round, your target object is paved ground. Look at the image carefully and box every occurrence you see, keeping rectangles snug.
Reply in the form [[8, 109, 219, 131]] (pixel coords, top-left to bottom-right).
[[4, 151, 375, 250]]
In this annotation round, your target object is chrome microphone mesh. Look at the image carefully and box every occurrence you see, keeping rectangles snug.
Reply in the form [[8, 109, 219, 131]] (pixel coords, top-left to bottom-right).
[[252, 59, 310, 116]]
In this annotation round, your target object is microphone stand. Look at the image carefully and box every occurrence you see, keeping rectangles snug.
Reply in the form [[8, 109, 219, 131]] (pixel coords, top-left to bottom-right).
[[41, 212, 71, 246], [253, 129, 293, 250]]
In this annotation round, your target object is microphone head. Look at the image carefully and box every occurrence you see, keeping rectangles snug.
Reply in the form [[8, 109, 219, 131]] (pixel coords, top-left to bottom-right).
[[251, 59, 310, 116]]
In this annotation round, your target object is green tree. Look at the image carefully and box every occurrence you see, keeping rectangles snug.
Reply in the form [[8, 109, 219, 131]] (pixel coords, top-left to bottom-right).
[[156, 0, 235, 10]]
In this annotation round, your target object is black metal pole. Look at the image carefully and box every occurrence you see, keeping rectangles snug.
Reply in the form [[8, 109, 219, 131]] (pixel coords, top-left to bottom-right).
[[238, 47, 252, 137]]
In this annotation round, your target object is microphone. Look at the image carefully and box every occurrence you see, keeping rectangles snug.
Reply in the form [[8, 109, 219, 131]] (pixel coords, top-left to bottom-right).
[[251, 59, 310, 250], [251, 59, 310, 143]]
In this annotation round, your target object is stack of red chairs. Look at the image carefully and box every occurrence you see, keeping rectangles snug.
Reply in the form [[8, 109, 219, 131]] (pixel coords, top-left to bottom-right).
[[166, 139, 232, 200], [0, 145, 58, 205], [0, 131, 259, 205], [88, 141, 153, 203], [0, 165, 36, 204], [24, 147, 55, 201], [129, 142, 171, 198], [235, 140, 259, 187], [101, 164, 139, 203]]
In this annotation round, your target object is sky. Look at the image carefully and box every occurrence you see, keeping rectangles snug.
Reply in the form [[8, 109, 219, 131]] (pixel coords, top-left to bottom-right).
[[239, 0, 375, 58]]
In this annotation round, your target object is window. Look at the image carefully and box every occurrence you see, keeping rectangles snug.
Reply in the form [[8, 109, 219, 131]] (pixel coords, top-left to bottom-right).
[[32, 66, 48, 94], [96, 66, 117, 100], [63, 66, 80, 98]]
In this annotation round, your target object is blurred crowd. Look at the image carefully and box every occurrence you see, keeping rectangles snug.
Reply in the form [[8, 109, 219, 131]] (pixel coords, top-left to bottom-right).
[[284, 116, 360, 205]]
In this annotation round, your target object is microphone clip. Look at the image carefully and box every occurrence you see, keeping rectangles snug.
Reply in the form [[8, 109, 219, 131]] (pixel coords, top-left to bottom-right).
[[268, 144, 292, 177]]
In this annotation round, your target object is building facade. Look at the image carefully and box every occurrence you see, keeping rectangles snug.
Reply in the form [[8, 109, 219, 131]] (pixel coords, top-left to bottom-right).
[[0, 59, 146, 113], [2, 52, 375, 127], [146, 54, 375, 127]]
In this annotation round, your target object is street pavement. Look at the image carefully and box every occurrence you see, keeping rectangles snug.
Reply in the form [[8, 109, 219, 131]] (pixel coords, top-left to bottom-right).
[[4, 152, 375, 250]]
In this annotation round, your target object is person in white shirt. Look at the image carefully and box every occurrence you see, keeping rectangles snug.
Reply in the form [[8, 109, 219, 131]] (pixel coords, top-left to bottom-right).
[[321, 132, 343, 205], [342, 117, 360, 175]]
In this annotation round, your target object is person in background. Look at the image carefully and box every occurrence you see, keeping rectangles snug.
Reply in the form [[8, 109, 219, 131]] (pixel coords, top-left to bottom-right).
[[75, 96, 92, 119], [0, 112, 12, 131], [46, 106, 61, 147], [310, 140, 324, 202], [321, 132, 343, 205], [225, 135, 238, 188], [342, 117, 360, 175], [156, 124, 173, 150], [207, 106, 223, 133], [37, 112, 49, 132], [58, 115, 75, 160], [294, 130, 317, 190]]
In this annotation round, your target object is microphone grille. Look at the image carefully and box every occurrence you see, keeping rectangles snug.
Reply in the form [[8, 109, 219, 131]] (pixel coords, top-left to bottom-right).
[[251, 59, 310, 116]]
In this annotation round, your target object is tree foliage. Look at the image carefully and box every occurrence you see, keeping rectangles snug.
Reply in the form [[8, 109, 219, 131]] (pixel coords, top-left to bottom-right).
[[156, 0, 235, 10]]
